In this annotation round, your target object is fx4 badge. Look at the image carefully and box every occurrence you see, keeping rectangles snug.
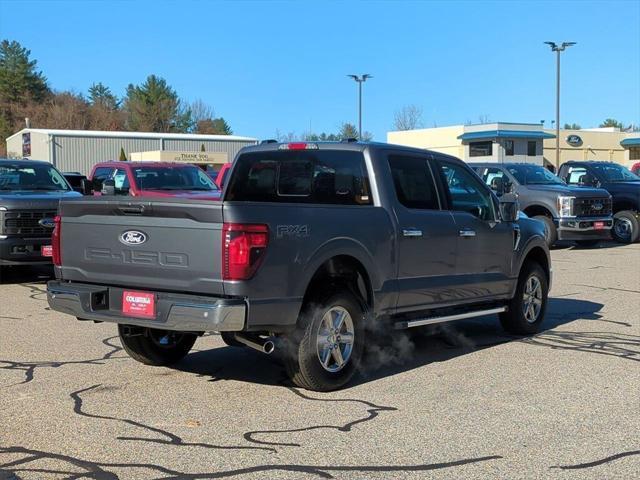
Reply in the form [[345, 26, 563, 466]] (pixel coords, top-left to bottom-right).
[[120, 230, 148, 245], [276, 225, 310, 239]]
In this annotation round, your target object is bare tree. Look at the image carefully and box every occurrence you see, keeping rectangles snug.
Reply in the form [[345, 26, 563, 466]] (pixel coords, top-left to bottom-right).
[[190, 99, 216, 124], [393, 105, 423, 131]]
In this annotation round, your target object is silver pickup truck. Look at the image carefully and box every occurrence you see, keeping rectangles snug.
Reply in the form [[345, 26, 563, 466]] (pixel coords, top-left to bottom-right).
[[48, 141, 551, 391]]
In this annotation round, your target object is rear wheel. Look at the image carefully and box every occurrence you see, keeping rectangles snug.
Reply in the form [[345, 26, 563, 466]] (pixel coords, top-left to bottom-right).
[[500, 261, 548, 335], [533, 215, 557, 247], [284, 291, 364, 392], [118, 325, 197, 366], [611, 211, 639, 244]]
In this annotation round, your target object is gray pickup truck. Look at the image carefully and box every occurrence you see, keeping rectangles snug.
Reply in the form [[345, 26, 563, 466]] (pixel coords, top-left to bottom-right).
[[1, 159, 81, 266], [472, 163, 613, 247], [48, 142, 551, 391]]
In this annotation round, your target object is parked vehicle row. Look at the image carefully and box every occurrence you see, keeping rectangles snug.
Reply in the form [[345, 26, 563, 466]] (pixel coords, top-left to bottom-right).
[[472, 163, 613, 247]]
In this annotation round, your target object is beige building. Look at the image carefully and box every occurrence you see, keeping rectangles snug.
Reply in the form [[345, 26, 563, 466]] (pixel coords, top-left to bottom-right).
[[388, 123, 640, 168], [543, 127, 638, 165]]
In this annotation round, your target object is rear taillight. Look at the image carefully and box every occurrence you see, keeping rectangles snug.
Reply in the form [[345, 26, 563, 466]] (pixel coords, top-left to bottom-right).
[[222, 223, 269, 280], [52, 215, 62, 266]]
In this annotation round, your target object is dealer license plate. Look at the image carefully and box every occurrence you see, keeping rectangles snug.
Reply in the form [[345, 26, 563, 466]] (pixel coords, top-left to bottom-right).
[[122, 291, 156, 319], [41, 245, 52, 257], [594, 221, 605, 230]]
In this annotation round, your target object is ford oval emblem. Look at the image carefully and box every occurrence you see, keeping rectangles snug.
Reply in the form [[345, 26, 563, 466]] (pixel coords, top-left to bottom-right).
[[592, 202, 603, 211], [38, 218, 55, 229], [120, 230, 147, 245], [566, 134, 583, 147]]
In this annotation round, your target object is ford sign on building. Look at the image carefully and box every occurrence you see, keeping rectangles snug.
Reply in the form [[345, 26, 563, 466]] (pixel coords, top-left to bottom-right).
[[566, 134, 583, 147]]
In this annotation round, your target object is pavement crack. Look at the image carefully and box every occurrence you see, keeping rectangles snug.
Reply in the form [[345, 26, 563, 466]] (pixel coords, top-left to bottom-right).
[[550, 450, 640, 470], [71, 385, 275, 453], [520, 331, 640, 362], [0, 336, 126, 387], [244, 387, 397, 447], [0, 445, 502, 479]]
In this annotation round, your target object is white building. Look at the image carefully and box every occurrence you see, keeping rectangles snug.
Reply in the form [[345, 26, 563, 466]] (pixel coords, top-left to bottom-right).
[[5, 128, 257, 174]]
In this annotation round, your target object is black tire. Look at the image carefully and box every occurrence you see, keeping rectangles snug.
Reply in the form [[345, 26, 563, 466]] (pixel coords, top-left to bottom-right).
[[575, 239, 600, 248], [500, 261, 549, 335], [533, 215, 557, 247], [284, 291, 365, 392], [611, 210, 640, 244], [118, 325, 197, 366]]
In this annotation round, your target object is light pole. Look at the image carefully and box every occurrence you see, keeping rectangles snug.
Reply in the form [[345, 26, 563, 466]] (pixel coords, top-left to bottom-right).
[[347, 74, 372, 140], [544, 41, 576, 170]]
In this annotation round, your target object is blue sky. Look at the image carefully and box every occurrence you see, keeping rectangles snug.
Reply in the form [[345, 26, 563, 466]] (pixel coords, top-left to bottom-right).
[[1, 0, 638, 140]]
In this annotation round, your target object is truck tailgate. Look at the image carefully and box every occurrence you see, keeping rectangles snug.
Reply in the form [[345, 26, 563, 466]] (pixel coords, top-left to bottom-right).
[[57, 198, 225, 295]]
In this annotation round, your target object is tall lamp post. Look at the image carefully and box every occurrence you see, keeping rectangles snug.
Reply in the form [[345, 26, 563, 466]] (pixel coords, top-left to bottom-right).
[[347, 74, 372, 140], [544, 41, 576, 170]]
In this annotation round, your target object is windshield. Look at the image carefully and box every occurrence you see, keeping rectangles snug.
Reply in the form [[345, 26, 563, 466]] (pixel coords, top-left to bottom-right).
[[132, 165, 219, 191], [507, 165, 565, 186], [590, 163, 640, 183], [0, 163, 71, 191]]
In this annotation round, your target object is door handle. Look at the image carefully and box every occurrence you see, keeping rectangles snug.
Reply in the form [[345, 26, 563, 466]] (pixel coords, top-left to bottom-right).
[[459, 229, 476, 237], [402, 229, 423, 237]]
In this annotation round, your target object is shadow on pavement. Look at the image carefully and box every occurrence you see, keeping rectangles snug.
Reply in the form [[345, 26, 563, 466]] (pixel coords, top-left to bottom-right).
[[176, 297, 628, 389], [0, 265, 53, 285]]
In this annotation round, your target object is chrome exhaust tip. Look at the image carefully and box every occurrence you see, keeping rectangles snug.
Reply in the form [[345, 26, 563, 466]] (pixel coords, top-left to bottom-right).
[[233, 334, 276, 355]]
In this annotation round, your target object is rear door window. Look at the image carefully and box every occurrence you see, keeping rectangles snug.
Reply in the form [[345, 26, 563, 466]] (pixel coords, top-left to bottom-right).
[[226, 149, 372, 205], [113, 168, 130, 195], [387, 155, 440, 210], [565, 166, 588, 185]]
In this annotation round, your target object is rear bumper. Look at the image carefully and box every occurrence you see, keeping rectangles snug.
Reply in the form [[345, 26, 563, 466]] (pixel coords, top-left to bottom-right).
[[556, 217, 613, 241], [0, 236, 52, 265], [47, 281, 246, 332]]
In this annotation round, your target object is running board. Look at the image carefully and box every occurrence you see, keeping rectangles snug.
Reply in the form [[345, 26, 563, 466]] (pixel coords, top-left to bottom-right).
[[394, 307, 507, 330]]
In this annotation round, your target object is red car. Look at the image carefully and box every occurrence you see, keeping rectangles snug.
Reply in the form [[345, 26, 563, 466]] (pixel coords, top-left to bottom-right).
[[213, 162, 232, 189], [87, 162, 221, 200], [631, 162, 640, 175]]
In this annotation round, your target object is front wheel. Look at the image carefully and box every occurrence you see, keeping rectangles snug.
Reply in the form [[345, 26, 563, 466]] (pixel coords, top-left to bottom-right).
[[500, 261, 549, 335], [284, 291, 365, 392], [611, 211, 639, 244], [118, 325, 197, 366]]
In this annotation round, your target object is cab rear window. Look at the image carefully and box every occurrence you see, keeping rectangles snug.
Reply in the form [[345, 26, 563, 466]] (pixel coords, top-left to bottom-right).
[[226, 150, 372, 205]]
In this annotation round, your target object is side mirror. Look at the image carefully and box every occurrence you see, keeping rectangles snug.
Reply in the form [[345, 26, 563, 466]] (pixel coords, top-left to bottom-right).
[[499, 193, 519, 222], [101, 179, 116, 196], [80, 178, 94, 196], [490, 177, 505, 196], [503, 180, 514, 194]]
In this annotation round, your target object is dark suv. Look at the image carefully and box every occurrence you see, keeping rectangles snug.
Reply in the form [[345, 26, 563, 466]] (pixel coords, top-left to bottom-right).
[[472, 163, 612, 247], [0, 159, 81, 266], [558, 161, 640, 243]]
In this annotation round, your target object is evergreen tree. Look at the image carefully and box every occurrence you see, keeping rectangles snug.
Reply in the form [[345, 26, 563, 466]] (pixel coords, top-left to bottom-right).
[[119, 146, 127, 161], [88, 82, 119, 110], [0, 40, 49, 103], [123, 75, 192, 132]]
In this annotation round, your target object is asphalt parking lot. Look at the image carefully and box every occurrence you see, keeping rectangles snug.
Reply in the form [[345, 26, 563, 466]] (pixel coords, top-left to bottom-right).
[[1, 243, 639, 479]]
